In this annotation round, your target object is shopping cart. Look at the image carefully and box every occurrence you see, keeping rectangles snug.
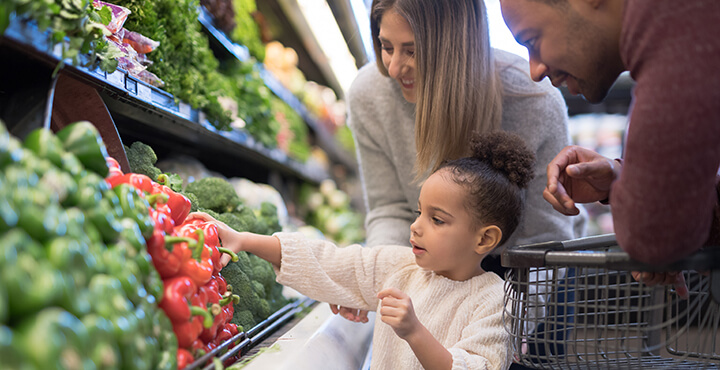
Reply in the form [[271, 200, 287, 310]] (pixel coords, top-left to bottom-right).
[[502, 234, 720, 369]]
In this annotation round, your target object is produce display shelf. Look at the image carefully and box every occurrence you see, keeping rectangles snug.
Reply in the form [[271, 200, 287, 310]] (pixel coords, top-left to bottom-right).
[[1, 16, 329, 185], [198, 7, 358, 172], [185, 296, 316, 370]]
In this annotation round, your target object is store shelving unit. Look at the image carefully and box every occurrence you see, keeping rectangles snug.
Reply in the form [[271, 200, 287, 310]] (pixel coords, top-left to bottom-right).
[[0, 16, 337, 188], [198, 7, 357, 172]]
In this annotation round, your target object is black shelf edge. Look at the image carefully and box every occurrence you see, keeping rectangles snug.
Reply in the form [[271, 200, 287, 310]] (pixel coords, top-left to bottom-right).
[[2, 16, 329, 184], [198, 6, 358, 172]]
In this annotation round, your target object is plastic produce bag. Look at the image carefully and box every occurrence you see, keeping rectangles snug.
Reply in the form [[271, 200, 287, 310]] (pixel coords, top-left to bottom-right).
[[122, 29, 160, 54], [92, 0, 130, 34]]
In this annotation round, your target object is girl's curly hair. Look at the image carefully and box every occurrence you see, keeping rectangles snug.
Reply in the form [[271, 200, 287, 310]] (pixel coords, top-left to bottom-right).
[[437, 131, 536, 246]]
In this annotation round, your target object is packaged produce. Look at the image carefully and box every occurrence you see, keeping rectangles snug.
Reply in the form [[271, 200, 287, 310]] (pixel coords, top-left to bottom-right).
[[92, 0, 131, 34]]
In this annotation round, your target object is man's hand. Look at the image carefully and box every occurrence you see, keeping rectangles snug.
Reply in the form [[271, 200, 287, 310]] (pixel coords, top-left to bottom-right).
[[544, 145, 621, 215], [329, 304, 369, 323], [631, 271, 689, 299], [377, 288, 420, 340]]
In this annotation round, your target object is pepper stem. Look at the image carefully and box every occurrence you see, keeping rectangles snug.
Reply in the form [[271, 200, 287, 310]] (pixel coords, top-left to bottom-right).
[[218, 246, 239, 262], [145, 193, 169, 207], [157, 173, 168, 185], [189, 305, 214, 329], [219, 294, 239, 306], [164, 236, 196, 251], [192, 228, 206, 261]]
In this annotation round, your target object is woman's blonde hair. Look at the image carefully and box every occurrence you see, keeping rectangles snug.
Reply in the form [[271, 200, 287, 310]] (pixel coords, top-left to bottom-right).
[[370, 0, 503, 179]]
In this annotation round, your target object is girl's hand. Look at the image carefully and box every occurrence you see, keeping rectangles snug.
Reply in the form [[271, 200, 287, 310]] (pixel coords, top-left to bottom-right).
[[377, 288, 420, 340], [187, 211, 245, 266]]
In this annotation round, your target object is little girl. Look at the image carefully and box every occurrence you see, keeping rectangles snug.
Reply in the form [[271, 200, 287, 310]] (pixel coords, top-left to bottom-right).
[[191, 131, 535, 370]]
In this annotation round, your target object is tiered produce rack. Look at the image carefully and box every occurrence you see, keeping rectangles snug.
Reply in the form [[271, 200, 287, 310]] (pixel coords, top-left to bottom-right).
[[0, 6, 361, 368], [1, 10, 357, 189]]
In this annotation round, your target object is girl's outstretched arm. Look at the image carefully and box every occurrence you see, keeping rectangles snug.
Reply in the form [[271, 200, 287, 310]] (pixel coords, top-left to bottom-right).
[[188, 212, 282, 267]]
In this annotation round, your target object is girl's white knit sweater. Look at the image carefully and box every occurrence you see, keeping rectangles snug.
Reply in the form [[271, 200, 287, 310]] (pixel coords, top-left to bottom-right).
[[273, 232, 512, 370]]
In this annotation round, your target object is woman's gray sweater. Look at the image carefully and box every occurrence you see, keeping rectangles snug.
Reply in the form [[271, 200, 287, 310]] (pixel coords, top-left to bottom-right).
[[347, 49, 586, 249]]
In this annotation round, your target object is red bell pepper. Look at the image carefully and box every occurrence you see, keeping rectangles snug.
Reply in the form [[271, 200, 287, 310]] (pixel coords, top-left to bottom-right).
[[177, 348, 194, 370], [149, 204, 175, 235], [174, 313, 204, 348], [175, 226, 214, 287], [146, 229, 191, 279], [156, 174, 192, 225], [159, 276, 211, 324], [212, 327, 234, 347], [105, 156, 124, 178], [107, 173, 154, 193], [170, 290, 213, 349], [198, 279, 224, 343], [184, 219, 238, 274]]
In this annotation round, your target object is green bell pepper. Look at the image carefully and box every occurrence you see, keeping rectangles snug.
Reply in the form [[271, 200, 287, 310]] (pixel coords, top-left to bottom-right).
[[0, 229, 43, 265], [88, 274, 133, 318], [14, 307, 92, 370], [144, 264, 165, 304], [114, 183, 154, 238], [60, 151, 84, 177], [37, 168, 79, 207], [152, 309, 178, 370], [82, 314, 121, 370], [0, 135, 25, 169], [117, 217, 147, 254], [23, 128, 65, 168], [0, 325, 30, 370], [68, 172, 110, 210], [0, 191, 18, 233], [0, 283, 6, 325], [17, 150, 56, 177], [16, 203, 69, 243], [56, 121, 110, 177], [2, 253, 67, 317], [88, 198, 123, 244]]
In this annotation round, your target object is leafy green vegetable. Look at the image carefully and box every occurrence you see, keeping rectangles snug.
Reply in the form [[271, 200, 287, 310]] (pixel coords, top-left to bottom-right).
[[114, 0, 233, 131], [9, 0, 120, 75]]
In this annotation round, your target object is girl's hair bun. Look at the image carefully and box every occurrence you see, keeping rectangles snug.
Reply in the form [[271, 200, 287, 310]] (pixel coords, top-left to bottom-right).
[[469, 131, 536, 188]]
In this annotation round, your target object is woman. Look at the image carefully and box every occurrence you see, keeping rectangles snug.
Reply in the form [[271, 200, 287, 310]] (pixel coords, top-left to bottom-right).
[[336, 0, 586, 328]]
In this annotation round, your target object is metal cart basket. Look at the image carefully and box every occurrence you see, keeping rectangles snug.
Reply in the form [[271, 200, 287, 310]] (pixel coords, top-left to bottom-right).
[[502, 234, 720, 369]]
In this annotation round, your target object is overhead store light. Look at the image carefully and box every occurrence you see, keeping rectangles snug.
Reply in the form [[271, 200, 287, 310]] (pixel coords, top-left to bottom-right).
[[295, 0, 359, 94]]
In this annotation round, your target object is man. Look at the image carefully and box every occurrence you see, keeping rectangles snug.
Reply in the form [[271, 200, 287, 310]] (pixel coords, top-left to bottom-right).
[[500, 0, 720, 269]]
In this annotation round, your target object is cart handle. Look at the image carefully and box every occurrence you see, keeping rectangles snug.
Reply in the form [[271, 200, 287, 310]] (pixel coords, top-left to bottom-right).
[[501, 233, 720, 271]]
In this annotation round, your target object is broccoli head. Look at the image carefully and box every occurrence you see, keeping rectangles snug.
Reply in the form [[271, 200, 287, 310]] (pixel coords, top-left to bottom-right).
[[221, 259, 270, 327], [125, 141, 162, 180], [233, 310, 254, 333], [197, 209, 221, 224], [255, 202, 281, 235], [184, 177, 241, 213], [218, 211, 256, 233], [181, 191, 200, 212]]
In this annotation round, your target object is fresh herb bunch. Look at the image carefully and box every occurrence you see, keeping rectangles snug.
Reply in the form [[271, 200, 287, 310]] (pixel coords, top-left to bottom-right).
[[114, 0, 233, 131], [5, 0, 123, 74], [218, 59, 278, 147], [231, 0, 264, 62]]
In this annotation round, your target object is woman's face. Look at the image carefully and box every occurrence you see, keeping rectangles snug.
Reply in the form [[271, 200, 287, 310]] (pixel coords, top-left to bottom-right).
[[378, 8, 417, 103]]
